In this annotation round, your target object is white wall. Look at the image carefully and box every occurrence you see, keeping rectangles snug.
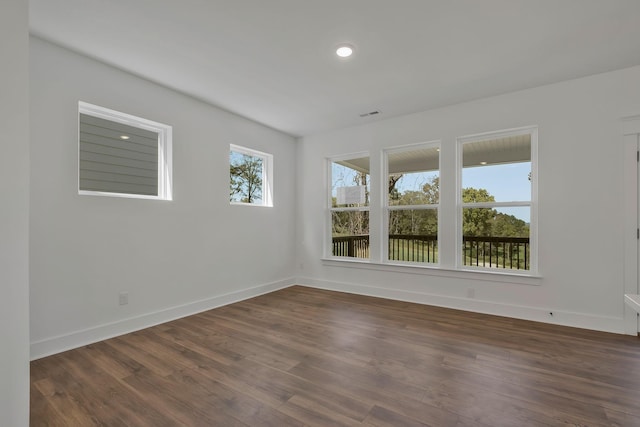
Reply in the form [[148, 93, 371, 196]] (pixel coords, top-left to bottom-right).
[[30, 38, 297, 358], [297, 65, 640, 333], [0, 0, 30, 425], [28, 34, 640, 364]]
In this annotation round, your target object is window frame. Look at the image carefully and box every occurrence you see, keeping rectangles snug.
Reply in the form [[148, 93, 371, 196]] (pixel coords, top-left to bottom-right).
[[78, 101, 173, 200], [229, 144, 273, 207], [383, 141, 441, 266], [456, 126, 538, 275], [326, 152, 371, 260], [322, 126, 539, 280]]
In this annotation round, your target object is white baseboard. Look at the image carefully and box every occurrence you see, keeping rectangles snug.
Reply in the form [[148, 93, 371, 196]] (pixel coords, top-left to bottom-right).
[[297, 277, 627, 335], [30, 278, 296, 360], [31, 276, 629, 360]]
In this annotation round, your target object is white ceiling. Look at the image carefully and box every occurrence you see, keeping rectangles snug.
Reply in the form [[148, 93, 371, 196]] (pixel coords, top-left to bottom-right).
[[29, 0, 640, 137]]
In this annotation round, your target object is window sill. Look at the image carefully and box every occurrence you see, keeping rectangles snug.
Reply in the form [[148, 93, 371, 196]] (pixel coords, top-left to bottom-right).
[[321, 257, 542, 286], [79, 190, 171, 201], [230, 202, 273, 208]]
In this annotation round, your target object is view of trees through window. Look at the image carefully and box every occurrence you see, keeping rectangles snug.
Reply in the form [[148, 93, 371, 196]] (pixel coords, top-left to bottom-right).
[[387, 146, 439, 263], [461, 188, 530, 237], [329, 130, 534, 272], [230, 150, 263, 204], [461, 133, 532, 270], [330, 157, 370, 258]]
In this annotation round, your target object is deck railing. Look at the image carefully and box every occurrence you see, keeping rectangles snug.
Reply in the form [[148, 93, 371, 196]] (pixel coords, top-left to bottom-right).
[[462, 235, 529, 270], [332, 234, 530, 270], [388, 234, 438, 263], [332, 235, 370, 258]]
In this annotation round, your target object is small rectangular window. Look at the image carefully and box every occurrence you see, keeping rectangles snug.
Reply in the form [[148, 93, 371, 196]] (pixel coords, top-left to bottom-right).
[[386, 143, 440, 264], [78, 102, 172, 200], [230, 144, 273, 206], [329, 154, 370, 259], [458, 128, 536, 272]]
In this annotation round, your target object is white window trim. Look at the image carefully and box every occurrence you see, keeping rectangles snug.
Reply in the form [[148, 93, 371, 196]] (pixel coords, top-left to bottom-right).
[[382, 141, 441, 265], [323, 127, 539, 281], [321, 257, 542, 285], [456, 125, 538, 275], [326, 151, 370, 259], [78, 101, 173, 200], [229, 144, 273, 207]]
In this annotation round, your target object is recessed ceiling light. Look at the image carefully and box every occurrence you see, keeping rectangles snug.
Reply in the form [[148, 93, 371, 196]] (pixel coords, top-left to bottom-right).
[[120, 135, 130, 140], [336, 44, 354, 58], [480, 161, 488, 165]]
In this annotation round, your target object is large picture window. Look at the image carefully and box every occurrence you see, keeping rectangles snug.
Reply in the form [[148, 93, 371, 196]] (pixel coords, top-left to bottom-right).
[[385, 143, 440, 264], [458, 128, 536, 272], [325, 126, 537, 277], [329, 154, 370, 259]]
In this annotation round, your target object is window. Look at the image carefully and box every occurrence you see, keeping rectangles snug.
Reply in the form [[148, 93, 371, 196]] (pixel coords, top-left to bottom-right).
[[229, 144, 273, 206], [78, 102, 172, 200], [458, 127, 537, 272], [329, 154, 370, 259], [325, 126, 538, 277], [385, 143, 440, 264]]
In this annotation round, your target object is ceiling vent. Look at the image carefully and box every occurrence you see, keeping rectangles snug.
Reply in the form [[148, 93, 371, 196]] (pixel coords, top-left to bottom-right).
[[359, 110, 380, 118]]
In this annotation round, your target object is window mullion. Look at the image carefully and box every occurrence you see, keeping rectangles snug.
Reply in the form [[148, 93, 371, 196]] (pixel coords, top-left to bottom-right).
[[461, 201, 531, 209], [388, 204, 439, 211]]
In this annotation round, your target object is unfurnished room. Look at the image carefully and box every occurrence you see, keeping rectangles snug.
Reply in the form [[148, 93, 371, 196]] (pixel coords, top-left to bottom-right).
[[3, 1, 640, 426]]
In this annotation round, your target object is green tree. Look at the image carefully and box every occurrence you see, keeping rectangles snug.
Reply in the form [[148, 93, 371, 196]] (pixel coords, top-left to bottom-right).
[[422, 176, 439, 204], [388, 174, 403, 201], [493, 212, 529, 237], [461, 187, 529, 237], [462, 187, 495, 236], [389, 176, 439, 235], [230, 154, 262, 203]]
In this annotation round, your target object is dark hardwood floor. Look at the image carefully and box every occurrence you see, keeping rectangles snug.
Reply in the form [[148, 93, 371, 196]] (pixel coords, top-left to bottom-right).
[[31, 286, 640, 426]]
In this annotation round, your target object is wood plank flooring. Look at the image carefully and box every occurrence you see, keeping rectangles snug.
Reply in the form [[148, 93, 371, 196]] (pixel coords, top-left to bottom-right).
[[31, 286, 640, 426]]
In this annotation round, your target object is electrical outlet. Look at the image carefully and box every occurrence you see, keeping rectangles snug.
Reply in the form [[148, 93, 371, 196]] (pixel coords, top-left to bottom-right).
[[467, 288, 475, 299], [119, 292, 129, 306]]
